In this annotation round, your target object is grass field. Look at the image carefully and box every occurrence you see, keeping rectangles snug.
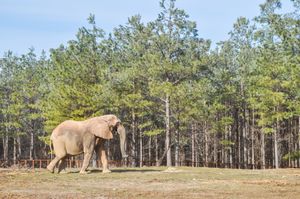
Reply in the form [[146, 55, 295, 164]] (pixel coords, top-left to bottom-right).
[[0, 167, 300, 199]]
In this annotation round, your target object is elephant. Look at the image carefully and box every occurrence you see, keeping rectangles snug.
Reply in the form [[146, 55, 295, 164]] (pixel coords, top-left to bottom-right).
[[46, 114, 128, 174]]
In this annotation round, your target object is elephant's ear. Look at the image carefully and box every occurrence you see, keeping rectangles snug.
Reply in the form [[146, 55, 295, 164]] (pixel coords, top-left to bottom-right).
[[90, 120, 113, 139]]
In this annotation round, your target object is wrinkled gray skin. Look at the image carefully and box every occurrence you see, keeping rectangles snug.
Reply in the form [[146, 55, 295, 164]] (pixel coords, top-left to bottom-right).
[[46, 114, 127, 174]]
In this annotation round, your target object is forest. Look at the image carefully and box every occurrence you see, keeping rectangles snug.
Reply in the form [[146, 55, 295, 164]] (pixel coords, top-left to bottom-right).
[[0, 0, 299, 169]]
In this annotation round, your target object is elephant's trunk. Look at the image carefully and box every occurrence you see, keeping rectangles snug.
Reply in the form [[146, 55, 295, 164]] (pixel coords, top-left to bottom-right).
[[117, 124, 128, 158]]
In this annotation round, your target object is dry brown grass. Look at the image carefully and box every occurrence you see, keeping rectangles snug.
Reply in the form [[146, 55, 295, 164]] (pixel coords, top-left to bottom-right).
[[0, 167, 300, 199]]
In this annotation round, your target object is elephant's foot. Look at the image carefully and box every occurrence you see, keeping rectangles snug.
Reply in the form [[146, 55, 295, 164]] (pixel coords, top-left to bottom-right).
[[58, 169, 68, 174], [46, 165, 54, 173], [102, 169, 111, 173], [79, 170, 91, 174]]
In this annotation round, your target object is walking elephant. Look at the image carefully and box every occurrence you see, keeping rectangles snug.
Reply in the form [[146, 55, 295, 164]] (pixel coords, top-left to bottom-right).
[[46, 114, 128, 174]]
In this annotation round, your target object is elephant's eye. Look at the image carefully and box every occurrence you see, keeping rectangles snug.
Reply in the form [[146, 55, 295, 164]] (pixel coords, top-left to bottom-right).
[[111, 126, 118, 133]]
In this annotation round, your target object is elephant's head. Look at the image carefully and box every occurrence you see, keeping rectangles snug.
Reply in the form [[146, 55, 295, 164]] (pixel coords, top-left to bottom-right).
[[90, 114, 128, 158]]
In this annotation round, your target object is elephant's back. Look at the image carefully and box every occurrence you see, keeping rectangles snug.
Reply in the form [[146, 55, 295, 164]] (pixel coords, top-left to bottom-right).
[[51, 120, 84, 140]]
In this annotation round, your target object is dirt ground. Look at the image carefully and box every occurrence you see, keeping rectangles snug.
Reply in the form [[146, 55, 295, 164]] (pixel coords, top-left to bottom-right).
[[0, 167, 300, 199]]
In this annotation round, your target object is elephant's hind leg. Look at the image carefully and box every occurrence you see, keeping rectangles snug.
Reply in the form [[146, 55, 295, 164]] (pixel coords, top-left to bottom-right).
[[47, 140, 67, 173], [57, 157, 67, 173], [47, 156, 64, 173]]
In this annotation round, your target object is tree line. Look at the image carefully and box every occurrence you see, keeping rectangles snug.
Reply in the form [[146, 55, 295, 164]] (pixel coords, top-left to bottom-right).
[[0, 0, 299, 169]]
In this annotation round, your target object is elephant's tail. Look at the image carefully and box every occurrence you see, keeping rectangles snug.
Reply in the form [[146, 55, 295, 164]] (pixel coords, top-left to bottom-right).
[[49, 138, 53, 160]]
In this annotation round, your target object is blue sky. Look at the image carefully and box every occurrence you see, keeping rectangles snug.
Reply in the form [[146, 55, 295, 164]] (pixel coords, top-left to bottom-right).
[[0, 0, 274, 56]]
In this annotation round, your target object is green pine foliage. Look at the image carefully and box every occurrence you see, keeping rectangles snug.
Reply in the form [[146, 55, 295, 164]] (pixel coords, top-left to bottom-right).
[[0, 0, 299, 167]]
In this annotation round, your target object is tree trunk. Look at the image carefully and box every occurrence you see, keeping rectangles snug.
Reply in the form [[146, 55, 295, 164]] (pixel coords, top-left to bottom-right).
[[236, 109, 241, 169], [204, 121, 208, 167], [241, 81, 247, 169], [214, 131, 218, 167], [3, 132, 9, 161], [274, 115, 279, 169], [191, 123, 195, 167], [229, 125, 233, 168], [298, 117, 300, 168], [155, 135, 159, 166], [165, 94, 172, 166], [131, 110, 137, 167], [30, 131, 34, 160], [148, 136, 151, 166], [251, 108, 255, 169], [224, 125, 228, 168], [13, 138, 17, 165], [195, 124, 199, 167], [288, 120, 291, 168], [175, 122, 179, 167], [17, 136, 21, 159], [241, 116, 246, 169], [261, 129, 265, 169], [139, 130, 143, 168], [243, 109, 248, 169], [195, 143, 199, 167]]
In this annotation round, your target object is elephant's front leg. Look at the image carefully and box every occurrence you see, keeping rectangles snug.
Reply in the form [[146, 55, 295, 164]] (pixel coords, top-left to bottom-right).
[[98, 139, 111, 173], [79, 152, 93, 174]]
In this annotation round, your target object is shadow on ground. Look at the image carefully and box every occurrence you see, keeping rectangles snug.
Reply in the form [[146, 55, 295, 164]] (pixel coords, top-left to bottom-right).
[[64, 168, 161, 174], [110, 169, 161, 173]]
